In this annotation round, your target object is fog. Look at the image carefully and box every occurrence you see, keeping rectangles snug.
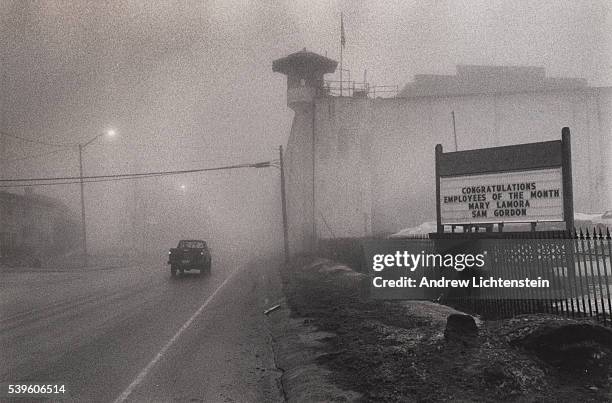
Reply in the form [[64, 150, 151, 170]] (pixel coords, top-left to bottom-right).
[[1, 1, 610, 258]]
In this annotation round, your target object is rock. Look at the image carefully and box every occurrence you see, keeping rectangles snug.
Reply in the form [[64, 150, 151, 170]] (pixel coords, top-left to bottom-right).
[[444, 313, 478, 342]]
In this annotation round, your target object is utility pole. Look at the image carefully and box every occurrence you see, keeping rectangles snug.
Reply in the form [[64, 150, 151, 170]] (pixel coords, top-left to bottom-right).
[[279, 145, 289, 262], [451, 111, 458, 151], [77, 129, 116, 268], [78, 144, 88, 267], [312, 103, 317, 253], [0, 135, 6, 181]]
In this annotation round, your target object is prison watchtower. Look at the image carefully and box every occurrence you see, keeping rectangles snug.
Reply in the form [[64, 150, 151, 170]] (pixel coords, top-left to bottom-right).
[[273, 49, 337, 110]]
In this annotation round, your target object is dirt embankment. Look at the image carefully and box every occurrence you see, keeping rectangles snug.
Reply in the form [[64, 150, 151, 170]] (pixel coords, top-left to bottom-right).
[[276, 256, 612, 402]]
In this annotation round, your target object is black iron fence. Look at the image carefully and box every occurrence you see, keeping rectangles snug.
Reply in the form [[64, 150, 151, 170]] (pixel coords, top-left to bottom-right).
[[433, 228, 612, 326], [318, 228, 612, 326]]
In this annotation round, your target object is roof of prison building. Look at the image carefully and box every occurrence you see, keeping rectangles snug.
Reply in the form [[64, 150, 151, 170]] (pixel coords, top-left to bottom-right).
[[273, 49, 338, 77], [399, 65, 589, 98]]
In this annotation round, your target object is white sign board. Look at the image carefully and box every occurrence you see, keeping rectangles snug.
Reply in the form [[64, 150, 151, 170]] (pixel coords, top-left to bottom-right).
[[440, 168, 563, 224]]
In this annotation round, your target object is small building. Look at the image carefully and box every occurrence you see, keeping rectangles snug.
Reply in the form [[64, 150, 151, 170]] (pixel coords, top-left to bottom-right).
[[0, 190, 79, 258]]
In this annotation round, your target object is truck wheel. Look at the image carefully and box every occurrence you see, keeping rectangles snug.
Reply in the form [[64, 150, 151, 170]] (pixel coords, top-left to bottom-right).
[[171, 266, 177, 277]]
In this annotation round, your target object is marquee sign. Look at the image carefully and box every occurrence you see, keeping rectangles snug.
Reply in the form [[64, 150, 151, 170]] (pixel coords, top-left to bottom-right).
[[435, 128, 574, 232], [440, 168, 563, 224]]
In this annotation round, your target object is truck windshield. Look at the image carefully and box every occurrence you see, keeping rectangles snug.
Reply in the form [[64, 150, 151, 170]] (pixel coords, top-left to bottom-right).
[[179, 240, 206, 249]]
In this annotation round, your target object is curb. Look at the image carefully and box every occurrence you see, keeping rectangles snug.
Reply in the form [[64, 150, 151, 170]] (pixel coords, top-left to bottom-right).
[[266, 298, 362, 402]]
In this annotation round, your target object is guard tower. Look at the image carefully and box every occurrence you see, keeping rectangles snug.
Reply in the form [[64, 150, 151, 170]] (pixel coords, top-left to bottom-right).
[[273, 49, 337, 109], [272, 49, 337, 255]]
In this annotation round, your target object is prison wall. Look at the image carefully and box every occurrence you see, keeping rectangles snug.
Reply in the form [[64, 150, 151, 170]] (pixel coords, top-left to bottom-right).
[[308, 87, 612, 241]]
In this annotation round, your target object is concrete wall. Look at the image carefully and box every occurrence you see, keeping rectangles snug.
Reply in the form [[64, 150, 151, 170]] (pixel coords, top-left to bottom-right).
[[284, 87, 612, 254]]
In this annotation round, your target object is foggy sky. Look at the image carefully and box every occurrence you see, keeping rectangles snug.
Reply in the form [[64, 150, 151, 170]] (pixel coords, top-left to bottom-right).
[[1, 1, 610, 253]]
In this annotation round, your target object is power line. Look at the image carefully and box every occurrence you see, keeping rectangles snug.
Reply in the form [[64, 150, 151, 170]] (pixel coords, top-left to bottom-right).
[[1, 148, 71, 163], [0, 160, 275, 186], [0, 167, 267, 188], [0, 130, 248, 150], [0, 173, 167, 188], [0, 161, 272, 182], [0, 130, 75, 148]]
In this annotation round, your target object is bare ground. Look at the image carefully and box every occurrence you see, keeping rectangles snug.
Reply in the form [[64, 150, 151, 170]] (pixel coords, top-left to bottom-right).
[[281, 257, 612, 402]]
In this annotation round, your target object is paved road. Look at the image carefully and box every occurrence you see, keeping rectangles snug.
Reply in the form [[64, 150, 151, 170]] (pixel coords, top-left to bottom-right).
[[0, 254, 284, 402]]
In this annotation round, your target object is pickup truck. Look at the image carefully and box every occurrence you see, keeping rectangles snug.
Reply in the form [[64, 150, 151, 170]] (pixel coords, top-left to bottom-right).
[[168, 240, 211, 277]]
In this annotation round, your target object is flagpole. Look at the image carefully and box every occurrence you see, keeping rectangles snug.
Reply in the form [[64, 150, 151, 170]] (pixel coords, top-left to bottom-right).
[[340, 13, 343, 97]]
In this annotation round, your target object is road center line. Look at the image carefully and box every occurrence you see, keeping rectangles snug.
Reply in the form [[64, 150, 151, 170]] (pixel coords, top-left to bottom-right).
[[113, 269, 241, 403]]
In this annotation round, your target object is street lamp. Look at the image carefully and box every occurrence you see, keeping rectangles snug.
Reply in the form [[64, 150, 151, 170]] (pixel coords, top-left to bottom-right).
[[78, 129, 117, 267]]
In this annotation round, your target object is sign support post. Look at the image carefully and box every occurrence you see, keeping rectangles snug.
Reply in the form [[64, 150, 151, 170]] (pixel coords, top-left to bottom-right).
[[435, 144, 443, 233], [561, 127, 574, 232]]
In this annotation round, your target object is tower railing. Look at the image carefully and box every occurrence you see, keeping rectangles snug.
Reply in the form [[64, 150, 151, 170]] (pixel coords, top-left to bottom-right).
[[323, 80, 399, 99]]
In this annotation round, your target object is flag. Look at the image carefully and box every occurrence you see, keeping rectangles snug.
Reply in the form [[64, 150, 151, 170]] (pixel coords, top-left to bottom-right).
[[340, 13, 346, 48]]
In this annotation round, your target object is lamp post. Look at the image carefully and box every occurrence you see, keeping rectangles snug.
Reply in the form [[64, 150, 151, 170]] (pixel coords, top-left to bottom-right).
[[78, 129, 116, 267]]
